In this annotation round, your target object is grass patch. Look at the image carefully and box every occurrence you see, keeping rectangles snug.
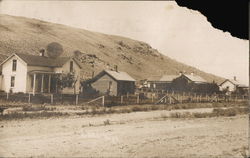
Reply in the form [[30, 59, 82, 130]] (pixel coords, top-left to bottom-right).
[[169, 107, 248, 118], [22, 105, 56, 112], [0, 111, 69, 120]]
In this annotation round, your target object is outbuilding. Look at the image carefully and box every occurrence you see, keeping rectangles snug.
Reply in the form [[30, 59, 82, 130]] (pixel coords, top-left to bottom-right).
[[90, 69, 136, 96]]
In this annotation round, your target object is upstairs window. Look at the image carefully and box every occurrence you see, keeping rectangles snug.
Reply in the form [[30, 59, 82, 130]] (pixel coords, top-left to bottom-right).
[[11, 76, 15, 87], [12, 59, 17, 71], [70, 61, 73, 73]]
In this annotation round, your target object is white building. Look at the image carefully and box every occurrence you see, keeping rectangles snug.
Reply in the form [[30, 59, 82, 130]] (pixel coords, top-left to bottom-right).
[[219, 77, 248, 92], [0, 53, 82, 94]]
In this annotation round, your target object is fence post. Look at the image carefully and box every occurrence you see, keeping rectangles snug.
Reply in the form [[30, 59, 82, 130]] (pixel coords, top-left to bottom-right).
[[51, 94, 53, 104], [76, 94, 79, 105], [137, 94, 139, 104], [121, 95, 123, 104], [6, 92, 9, 100], [28, 93, 31, 103], [169, 96, 172, 104], [189, 92, 192, 102], [151, 95, 154, 103], [102, 96, 105, 106]]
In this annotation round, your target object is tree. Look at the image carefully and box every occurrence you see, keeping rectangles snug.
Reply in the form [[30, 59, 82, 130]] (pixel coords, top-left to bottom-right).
[[55, 72, 78, 94]]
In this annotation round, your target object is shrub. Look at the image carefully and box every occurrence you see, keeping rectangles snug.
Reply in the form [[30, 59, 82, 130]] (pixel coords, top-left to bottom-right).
[[103, 119, 110, 125], [22, 105, 56, 112]]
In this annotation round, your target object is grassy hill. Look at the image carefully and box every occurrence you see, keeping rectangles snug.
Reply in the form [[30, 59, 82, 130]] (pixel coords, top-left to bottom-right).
[[0, 14, 224, 83]]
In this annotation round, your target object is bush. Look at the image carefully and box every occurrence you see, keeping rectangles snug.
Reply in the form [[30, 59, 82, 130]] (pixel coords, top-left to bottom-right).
[[103, 119, 110, 125]]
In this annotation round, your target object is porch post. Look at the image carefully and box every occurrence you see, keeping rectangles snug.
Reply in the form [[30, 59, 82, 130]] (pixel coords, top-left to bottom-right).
[[33, 73, 36, 96], [41, 74, 44, 93], [48, 74, 51, 93]]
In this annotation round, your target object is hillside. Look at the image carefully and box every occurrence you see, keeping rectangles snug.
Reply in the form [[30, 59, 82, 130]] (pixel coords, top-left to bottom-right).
[[0, 14, 224, 83]]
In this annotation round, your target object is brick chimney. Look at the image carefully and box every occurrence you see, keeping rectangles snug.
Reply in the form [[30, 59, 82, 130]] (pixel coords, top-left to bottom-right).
[[39, 49, 45, 57], [233, 76, 237, 81], [114, 65, 118, 72], [179, 71, 183, 76]]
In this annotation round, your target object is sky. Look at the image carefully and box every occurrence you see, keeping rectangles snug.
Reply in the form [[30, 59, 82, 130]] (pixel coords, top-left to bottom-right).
[[0, 1, 248, 85]]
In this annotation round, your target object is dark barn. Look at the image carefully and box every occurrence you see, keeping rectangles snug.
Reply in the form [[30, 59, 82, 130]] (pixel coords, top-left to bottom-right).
[[90, 70, 136, 96], [159, 75, 179, 92], [172, 73, 219, 94]]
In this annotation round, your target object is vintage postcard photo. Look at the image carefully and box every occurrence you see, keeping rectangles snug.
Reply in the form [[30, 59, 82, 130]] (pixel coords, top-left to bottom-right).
[[0, 1, 248, 157]]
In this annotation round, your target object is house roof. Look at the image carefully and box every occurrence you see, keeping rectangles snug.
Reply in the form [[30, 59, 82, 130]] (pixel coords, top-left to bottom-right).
[[182, 74, 207, 83], [220, 79, 248, 87], [160, 75, 179, 82], [147, 76, 162, 81], [28, 70, 55, 74], [0, 53, 82, 68], [16, 53, 71, 67], [104, 70, 136, 81]]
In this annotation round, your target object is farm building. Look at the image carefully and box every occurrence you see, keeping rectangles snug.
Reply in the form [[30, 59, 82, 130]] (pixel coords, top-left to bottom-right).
[[89, 69, 136, 96], [141, 75, 179, 92], [142, 76, 166, 92], [171, 73, 219, 94], [219, 77, 248, 95], [159, 75, 179, 92], [0, 52, 82, 94]]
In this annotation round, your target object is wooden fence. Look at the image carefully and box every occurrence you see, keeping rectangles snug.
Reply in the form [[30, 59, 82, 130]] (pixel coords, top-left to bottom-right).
[[0, 91, 248, 106]]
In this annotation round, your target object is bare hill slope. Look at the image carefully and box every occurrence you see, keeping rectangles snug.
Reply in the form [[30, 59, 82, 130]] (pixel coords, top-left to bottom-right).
[[0, 14, 224, 83]]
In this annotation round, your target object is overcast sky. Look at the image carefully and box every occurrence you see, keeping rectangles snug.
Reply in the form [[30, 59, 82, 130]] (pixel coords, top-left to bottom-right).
[[0, 1, 248, 85]]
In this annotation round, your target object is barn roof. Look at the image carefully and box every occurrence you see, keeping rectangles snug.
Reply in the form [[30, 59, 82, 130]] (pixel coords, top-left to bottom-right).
[[160, 75, 179, 82], [183, 74, 207, 83], [0, 53, 82, 68], [104, 70, 136, 81]]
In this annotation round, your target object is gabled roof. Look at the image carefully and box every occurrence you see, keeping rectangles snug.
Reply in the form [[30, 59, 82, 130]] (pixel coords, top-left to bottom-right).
[[0, 53, 82, 68], [220, 79, 248, 87], [89, 69, 135, 83], [147, 76, 162, 81], [17, 53, 71, 67], [182, 74, 207, 83], [160, 75, 179, 82], [104, 70, 136, 81]]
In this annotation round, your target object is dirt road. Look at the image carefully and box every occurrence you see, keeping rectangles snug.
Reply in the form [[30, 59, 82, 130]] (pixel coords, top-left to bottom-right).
[[0, 109, 248, 157]]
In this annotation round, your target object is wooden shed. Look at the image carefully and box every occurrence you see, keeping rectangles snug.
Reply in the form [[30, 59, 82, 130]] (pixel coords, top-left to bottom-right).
[[90, 70, 136, 96]]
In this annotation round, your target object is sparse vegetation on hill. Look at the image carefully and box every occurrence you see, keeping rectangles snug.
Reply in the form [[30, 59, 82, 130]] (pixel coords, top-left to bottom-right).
[[0, 14, 224, 82]]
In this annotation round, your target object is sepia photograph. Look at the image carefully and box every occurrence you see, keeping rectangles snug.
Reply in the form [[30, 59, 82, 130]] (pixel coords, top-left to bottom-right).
[[0, 0, 248, 157]]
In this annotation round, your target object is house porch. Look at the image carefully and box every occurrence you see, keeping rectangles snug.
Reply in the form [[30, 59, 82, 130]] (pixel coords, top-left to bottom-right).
[[28, 71, 59, 95]]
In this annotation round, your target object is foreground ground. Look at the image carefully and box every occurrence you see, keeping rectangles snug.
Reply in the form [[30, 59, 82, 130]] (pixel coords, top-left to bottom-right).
[[0, 108, 248, 157]]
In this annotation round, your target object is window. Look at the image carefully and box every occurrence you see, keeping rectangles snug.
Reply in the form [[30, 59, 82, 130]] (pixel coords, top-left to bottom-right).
[[70, 61, 73, 72], [10, 76, 15, 87], [12, 59, 17, 71]]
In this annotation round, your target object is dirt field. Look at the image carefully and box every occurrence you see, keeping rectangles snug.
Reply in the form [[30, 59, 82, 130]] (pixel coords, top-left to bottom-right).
[[0, 109, 248, 157]]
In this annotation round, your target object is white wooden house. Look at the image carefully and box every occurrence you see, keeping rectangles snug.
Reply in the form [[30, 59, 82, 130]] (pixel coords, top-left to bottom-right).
[[0, 53, 82, 94], [219, 77, 248, 92]]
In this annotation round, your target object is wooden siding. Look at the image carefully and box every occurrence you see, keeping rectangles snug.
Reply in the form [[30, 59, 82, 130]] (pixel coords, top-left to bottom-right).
[[1, 55, 27, 93], [91, 74, 118, 96], [117, 81, 135, 95]]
